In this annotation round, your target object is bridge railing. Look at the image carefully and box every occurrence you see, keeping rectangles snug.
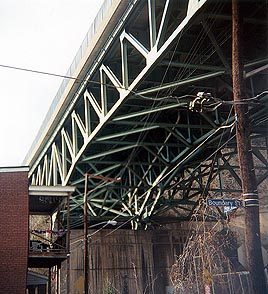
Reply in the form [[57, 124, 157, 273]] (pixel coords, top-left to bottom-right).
[[23, 0, 113, 165]]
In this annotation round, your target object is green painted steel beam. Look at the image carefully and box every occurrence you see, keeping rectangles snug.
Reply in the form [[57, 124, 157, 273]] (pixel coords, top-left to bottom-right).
[[90, 202, 130, 217], [96, 125, 159, 141], [112, 102, 188, 121], [110, 120, 214, 130], [137, 71, 225, 95], [81, 144, 138, 161], [80, 159, 168, 167], [160, 61, 225, 71], [95, 140, 186, 148]]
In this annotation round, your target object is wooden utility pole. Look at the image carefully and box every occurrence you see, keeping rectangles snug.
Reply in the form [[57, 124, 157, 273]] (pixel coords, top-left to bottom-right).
[[232, 1, 267, 293], [83, 174, 120, 294], [67, 193, 71, 294], [84, 175, 89, 294]]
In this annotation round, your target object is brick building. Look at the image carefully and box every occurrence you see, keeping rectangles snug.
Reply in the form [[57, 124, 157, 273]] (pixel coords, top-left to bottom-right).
[[0, 167, 29, 293], [0, 167, 74, 293]]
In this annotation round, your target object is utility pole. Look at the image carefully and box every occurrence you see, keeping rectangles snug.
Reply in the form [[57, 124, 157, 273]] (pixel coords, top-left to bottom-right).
[[84, 175, 89, 294], [67, 192, 71, 294], [232, 1, 267, 293], [83, 174, 121, 294]]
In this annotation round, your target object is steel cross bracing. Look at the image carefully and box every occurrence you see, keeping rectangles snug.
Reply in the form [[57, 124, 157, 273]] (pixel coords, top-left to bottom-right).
[[28, 0, 268, 228]]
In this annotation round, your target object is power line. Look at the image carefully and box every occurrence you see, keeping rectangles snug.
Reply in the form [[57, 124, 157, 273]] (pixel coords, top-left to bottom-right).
[[68, 92, 268, 237], [0, 63, 127, 91], [70, 117, 237, 239], [1, 63, 267, 107], [0, 63, 78, 81]]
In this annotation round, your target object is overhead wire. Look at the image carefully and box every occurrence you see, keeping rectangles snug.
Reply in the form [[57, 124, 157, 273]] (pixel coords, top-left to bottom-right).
[[119, 1, 192, 183], [10, 0, 266, 244], [115, 1, 207, 207], [68, 90, 267, 244], [109, 20, 185, 186], [69, 180, 119, 229], [68, 36, 261, 242], [72, 113, 237, 241], [169, 120, 234, 190], [0, 63, 267, 106], [70, 125, 237, 247], [189, 105, 236, 221], [24, 87, 265, 234], [169, 0, 224, 89], [154, 88, 268, 222], [120, 24, 186, 166], [66, 88, 266, 224], [0, 63, 132, 93]]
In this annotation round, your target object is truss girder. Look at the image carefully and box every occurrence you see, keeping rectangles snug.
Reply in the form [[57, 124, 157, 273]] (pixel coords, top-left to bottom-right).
[[30, 0, 208, 184], [28, 0, 268, 227]]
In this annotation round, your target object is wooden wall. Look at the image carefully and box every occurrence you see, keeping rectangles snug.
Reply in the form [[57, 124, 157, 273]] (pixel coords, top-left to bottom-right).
[[61, 226, 188, 294]]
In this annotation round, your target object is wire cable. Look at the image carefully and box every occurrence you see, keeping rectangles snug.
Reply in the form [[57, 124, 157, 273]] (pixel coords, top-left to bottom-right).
[[69, 118, 238, 246]]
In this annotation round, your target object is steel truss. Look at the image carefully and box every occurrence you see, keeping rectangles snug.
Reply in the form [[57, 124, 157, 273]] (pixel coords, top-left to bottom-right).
[[28, 0, 268, 228]]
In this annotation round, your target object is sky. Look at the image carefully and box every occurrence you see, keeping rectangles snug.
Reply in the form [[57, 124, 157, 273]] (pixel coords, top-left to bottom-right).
[[0, 0, 104, 167]]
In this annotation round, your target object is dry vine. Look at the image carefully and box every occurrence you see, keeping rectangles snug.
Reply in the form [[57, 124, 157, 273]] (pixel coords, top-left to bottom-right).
[[170, 202, 251, 294]]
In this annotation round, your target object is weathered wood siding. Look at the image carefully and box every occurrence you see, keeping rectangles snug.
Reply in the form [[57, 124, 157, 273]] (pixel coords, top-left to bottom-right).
[[61, 227, 188, 294]]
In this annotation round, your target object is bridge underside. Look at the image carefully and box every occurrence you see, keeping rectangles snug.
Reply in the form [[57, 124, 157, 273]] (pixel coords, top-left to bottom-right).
[[28, 0, 268, 229]]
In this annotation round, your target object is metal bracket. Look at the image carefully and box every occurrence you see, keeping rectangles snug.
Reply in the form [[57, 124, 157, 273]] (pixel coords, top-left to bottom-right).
[[243, 193, 259, 207]]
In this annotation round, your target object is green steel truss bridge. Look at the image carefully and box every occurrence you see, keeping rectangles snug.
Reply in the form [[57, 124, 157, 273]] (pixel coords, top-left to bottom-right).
[[24, 0, 268, 229]]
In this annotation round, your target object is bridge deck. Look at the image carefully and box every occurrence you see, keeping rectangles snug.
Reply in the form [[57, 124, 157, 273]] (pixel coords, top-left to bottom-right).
[[25, 0, 268, 228]]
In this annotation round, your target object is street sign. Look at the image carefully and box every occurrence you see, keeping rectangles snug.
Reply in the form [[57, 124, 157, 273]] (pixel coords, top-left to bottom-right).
[[206, 198, 243, 207]]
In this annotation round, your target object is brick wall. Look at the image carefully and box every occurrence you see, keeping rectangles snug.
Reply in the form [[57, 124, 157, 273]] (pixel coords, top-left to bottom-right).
[[0, 167, 29, 293]]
